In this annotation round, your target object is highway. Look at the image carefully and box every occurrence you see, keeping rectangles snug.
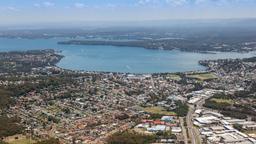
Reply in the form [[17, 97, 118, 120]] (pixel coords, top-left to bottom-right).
[[180, 117, 188, 144], [186, 105, 200, 144], [186, 97, 208, 144]]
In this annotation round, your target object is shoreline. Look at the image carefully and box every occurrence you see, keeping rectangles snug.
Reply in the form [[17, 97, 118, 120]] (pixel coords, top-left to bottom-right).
[[1, 48, 256, 75], [0, 37, 255, 54], [58, 39, 256, 54]]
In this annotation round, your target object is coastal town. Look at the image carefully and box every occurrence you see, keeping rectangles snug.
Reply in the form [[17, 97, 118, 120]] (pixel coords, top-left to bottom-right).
[[0, 50, 256, 144]]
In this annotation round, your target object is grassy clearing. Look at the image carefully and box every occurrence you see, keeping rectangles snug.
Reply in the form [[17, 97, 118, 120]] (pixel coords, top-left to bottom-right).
[[187, 73, 218, 81], [46, 105, 61, 114], [143, 106, 176, 116], [9, 139, 35, 144], [4, 135, 35, 144], [245, 130, 256, 138], [107, 130, 157, 144], [244, 130, 256, 134], [167, 74, 182, 81], [211, 98, 234, 105]]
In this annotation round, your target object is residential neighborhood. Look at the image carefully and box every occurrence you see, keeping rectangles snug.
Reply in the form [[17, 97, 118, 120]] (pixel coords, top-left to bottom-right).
[[0, 50, 256, 144]]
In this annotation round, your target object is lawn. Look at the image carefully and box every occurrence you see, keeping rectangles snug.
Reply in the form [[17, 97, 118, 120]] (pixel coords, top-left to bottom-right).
[[4, 135, 36, 144], [143, 106, 176, 116], [211, 98, 234, 105], [9, 138, 35, 144], [187, 73, 218, 81], [167, 74, 182, 81]]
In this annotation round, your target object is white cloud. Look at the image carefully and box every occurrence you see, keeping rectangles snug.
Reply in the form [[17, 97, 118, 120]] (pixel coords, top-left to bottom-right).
[[6, 6, 19, 11], [136, 0, 255, 7], [137, 0, 160, 5], [0, 6, 19, 12], [33, 2, 55, 8], [33, 3, 41, 8], [166, 0, 188, 6], [74, 3, 85, 8], [137, 0, 188, 6], [43, 2, 55, 7], [106, 4, 117, 8]]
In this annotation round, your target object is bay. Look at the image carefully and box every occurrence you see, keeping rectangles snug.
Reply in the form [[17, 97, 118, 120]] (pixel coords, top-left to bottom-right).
[[0, 38, 255, 73]]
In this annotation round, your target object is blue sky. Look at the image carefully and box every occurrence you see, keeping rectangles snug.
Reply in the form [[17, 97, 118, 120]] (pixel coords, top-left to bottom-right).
[[0, 0, 256, 26]]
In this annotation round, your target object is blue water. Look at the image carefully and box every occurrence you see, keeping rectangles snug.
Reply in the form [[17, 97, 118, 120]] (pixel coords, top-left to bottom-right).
[[0, 38, 255, 73]]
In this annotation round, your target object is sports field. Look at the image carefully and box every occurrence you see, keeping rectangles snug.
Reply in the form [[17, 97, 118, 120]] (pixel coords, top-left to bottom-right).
[[187, 73, 218, 81], [143, 106, 176, 115]]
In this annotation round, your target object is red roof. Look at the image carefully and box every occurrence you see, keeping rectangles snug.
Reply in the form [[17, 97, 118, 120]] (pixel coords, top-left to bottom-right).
[[153, 120, 165, 125], [142, 119, 154, 123]]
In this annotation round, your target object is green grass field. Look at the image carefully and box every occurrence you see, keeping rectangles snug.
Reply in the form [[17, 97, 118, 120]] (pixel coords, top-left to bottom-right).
[[187, 73, 218, 81], [143, 106, 176, 115], [9, 139, 35, 144], [211, 98, 234, 105], [5, 135, 36, 144], [167, 74, 182, 81]]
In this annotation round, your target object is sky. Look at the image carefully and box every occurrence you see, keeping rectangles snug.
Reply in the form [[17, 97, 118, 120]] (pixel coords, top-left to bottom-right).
[[0, 0, 256, 26]]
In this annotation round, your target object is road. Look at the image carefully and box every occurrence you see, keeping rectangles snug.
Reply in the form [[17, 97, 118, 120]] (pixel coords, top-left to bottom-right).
[[186, 97, 208, 144], [180, 117, 188, 144], [186, 105, 200, 144]]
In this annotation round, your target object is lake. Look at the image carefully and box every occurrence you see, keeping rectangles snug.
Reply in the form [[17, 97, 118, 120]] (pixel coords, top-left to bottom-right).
[[0, 38, 255, 73]]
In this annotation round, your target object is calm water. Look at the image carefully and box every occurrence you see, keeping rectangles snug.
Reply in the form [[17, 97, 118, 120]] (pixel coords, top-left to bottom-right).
[[0, 38, 255, 73]]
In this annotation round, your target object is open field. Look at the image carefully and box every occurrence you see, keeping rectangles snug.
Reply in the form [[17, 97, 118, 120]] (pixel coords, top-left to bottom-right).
[[46, 105, 62, 114], [143, 106, 176, 116], [211, 98, 234, 105], [246, 131, 256, 139], [167, 74, 182, 81], [244, 130, 256, 134], [4, 135, 35, 144], [187, 73, 218, 81], [8, 139, 35, 144]]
